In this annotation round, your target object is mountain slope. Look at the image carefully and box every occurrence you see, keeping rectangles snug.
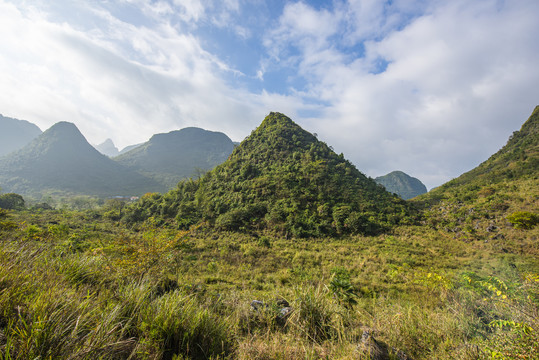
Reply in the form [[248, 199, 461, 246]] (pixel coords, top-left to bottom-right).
[[431, 105, 539, 196], [0, 122, 159, 197], [375, 171, 427, 200], [417, 106, 539, 240], [114, 127, 234, 190], [125, 112, 413, 237], [0, 114, 42, 156], [119, 143, 143, 155]]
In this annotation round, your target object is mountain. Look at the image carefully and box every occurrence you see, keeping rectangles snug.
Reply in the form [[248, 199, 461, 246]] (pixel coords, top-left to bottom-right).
[[375, 171, 427, 200], [114, 127, 234, 190], [124, 112, 413, 237], [95, 138, 120, 157], [0, 114, 42, 156], [0, 122, 160, 198], [119, 143, 143, 155]]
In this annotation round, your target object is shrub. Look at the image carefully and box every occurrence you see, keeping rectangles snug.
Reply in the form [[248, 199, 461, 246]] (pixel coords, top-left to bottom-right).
[[506, 211, 539, 229], [0, 193, 25, 210]]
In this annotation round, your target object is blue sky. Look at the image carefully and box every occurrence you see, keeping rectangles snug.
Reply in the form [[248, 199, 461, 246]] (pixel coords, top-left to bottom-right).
[[1, 0, 538, 189]]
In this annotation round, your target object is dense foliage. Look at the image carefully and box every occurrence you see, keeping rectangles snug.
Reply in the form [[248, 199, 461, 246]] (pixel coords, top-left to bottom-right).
[[0, 193, 25, 210], [124, 113, 414, 237]]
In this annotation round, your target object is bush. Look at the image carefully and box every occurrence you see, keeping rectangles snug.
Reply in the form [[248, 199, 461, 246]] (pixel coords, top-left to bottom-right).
[[507, 211, 539, 229], [0, 193, 25, 210]]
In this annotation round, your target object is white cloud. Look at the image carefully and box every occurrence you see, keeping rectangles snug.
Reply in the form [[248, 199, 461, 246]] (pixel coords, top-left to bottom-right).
[[1, 0, 538, 191], [0, 0, 277, 148], [265, 0, 539, 189], [172, 0, 205, 22]]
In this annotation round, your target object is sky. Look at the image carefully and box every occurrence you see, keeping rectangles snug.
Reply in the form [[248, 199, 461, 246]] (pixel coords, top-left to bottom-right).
[[1, 0, 538, 189]]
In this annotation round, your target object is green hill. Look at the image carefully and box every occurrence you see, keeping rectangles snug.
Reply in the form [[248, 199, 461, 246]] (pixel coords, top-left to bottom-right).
[[114, 127, 234, 190], [375, 171, 427, 200], [124, 112, 413, 237], [0, 122, 159, 198], [0, 114, 42, 156]]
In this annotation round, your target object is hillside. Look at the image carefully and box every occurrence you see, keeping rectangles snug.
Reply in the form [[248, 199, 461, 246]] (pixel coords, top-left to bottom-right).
[[430, 105, 539, 196], [375, 170, 427, 199], [417, 106, 539, 240], [124, 112, 413, 237], [114, 127, 234, 190], [118, 143, 143, 155], [0, 122, 159, 198], [0, 114, 42, 156]]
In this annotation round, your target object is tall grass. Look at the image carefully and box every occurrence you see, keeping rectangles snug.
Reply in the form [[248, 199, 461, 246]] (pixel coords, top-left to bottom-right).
[[1, 208, 538, 359]]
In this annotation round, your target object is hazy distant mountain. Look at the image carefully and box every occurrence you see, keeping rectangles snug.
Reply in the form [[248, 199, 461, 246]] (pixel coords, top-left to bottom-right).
[[0, 114, 42, 156], [124, 113, 413, 237], [114, 127, 234, 190], [119, 143, 143, 155], [0, 122, 160, 197], [375, 171, 427, 200], [94, 138, 119, 157]]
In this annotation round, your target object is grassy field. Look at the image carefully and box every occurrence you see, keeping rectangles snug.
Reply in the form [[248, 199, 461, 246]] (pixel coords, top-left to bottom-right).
[[0, 198, 537, 359]]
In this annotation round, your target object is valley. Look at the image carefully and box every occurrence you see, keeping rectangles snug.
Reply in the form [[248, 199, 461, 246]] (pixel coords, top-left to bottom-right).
[[0, 108, 538, 359]]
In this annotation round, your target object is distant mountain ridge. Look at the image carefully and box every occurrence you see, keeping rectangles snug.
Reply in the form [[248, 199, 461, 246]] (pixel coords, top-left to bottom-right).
[[375, 171, 427, 200], [95, 138, 120, 157], [0, 114, 42, 156], [0, 122, 159, 197], [124, 112, 413, 237], [114, 127, 234, 189], [119, 143, 143, 155]]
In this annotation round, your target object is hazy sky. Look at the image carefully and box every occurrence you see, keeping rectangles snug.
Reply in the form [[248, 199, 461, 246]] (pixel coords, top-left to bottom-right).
[[1, 0, 538, 189]]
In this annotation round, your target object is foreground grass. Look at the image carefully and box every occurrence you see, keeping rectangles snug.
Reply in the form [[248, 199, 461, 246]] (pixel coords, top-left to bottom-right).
[[0, 208, 538, 359]]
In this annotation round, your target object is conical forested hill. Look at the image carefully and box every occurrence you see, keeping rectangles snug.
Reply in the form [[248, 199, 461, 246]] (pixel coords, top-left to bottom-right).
[[124, 112, 413, 237], [0, 122, 159, 197]]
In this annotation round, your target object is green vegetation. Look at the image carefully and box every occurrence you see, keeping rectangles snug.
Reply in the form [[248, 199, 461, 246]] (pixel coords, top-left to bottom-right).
[[0, 193, 24, 210], [375, 170, 428, 200], [1, 109, 538, 359], [124, 113, 414, 237], [0, 207, 537, 359], [426, 105, 539, 197], [507, 211, 538, 229]]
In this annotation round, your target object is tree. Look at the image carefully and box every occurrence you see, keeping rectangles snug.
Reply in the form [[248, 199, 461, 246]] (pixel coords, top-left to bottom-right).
[[0, 193, 25, 210], [103, 198, 127, 220]]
